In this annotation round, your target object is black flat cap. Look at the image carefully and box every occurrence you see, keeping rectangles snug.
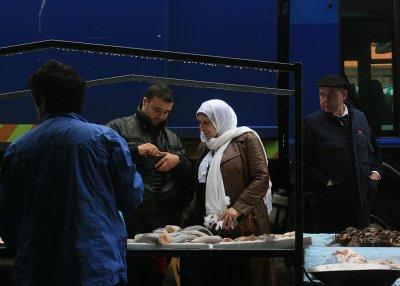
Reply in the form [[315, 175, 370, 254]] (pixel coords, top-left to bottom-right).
[[316, 74, 348, 89]]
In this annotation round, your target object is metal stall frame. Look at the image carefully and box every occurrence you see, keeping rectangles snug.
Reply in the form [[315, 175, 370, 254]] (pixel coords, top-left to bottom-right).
[[0, 40, 303, 285]]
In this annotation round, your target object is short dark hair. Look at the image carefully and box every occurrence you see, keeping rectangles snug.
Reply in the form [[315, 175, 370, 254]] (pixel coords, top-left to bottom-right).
[[28, 59, 86, 114], [144, 82, 174, 103]]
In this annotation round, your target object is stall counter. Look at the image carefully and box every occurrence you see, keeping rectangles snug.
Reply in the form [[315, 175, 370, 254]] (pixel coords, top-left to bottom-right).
[[304, 233, 400, 285]]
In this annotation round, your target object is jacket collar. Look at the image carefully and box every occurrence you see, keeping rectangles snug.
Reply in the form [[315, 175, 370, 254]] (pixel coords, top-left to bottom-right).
[[344, 99, 355, 114], [41, 112, 87, 123]]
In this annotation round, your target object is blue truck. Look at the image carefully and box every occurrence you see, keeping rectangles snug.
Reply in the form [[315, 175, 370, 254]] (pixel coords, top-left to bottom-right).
[[1, 0, 399, 229]]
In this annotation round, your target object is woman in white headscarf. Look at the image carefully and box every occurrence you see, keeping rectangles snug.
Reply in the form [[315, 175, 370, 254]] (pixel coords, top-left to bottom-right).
[[182, 99, 276, 286]]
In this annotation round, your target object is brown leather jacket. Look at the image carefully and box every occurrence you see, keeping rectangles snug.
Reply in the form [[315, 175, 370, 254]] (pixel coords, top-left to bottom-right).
[[182, 132, 271, 238]]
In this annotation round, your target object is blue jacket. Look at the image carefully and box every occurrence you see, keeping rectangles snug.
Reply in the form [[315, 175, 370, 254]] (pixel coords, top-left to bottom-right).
[[0, 113, 144, 286]]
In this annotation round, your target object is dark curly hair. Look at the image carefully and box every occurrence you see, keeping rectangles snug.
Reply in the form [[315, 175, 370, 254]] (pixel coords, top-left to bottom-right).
[[28, 59, 86, 114]]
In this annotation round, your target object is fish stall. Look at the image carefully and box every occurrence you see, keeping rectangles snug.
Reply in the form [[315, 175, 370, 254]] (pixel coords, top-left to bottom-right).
[[304, 227, 400, 286], [126, 225, 311, 255], [1, 226, 311, 285]]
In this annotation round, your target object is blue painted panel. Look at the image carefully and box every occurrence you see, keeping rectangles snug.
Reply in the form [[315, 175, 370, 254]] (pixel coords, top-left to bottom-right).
[[0, 1, 38, 46], [0, 0, 168, 48], [1, 1, 279, 137], [169, 0, 276, 60], [291, 0, 338, 24], [0, 1, 168, 125], [0, 52, 168, 124], [377, 138, 400, 147], [170, 126, 278, 140], [1, 0, 397, 151], [164, 62, 279, 128], [168, 0, 278, 130], [290, 3, 339, 118], [290, 23, 340, 117]]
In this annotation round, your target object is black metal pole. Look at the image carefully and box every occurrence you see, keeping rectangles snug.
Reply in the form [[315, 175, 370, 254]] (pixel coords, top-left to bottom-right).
[[393, 0, 400, 136], [0, 39, 295, 72], [277, 0, 290, 164], [293, 62, 303, 286]]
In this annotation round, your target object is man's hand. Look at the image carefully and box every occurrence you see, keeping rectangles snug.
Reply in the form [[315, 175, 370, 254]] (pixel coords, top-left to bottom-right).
[[154, 152, 180, 172], [138, 143, 160, 156], [369, 172, 380, 181]]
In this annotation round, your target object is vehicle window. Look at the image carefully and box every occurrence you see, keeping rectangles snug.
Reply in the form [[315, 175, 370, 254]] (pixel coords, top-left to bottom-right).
[[341, 0, 395, 136]]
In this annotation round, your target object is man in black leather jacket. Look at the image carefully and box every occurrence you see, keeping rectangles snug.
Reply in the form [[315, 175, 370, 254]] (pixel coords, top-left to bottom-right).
[[303, 75, 382, 234], [106, 83, 193, 235], [106, 83, 193, 285]]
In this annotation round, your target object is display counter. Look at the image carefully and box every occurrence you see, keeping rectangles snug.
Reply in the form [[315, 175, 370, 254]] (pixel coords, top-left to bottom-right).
[[304, 233, 400, 285], [1, 235, 311, 258], [1, 235, 310, 284], [126, 235, 311, 257]]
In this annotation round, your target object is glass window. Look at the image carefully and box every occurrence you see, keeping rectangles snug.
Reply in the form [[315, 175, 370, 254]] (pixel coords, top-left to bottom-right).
[[341, 0, 395, 136]]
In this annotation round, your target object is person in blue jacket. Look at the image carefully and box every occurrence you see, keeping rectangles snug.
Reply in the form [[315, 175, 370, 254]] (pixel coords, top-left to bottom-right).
[[303, 74, 382, 233], [0, 59, 144, 286]]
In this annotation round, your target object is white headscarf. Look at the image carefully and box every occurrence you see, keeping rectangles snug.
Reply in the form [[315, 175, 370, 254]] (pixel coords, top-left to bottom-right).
[[196, 99, 271, 230], [197, 99, 238, 184]]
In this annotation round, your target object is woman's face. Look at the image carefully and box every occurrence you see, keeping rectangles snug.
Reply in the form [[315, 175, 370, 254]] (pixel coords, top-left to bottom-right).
[[197, 113, 217, 139]]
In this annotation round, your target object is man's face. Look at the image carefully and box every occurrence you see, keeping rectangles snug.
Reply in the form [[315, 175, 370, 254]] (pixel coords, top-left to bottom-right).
[[141, 96, 173, 126], [319, 87, 348, 115]]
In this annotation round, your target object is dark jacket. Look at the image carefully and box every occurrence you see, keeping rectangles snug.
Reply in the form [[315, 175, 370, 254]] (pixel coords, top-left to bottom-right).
[[303, 102, 382, 211], [106, 107, 193, 216], [183, 132, 271, 238]]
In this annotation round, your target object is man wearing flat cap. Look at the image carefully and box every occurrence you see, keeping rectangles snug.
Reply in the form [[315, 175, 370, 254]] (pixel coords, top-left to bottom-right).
[[303, 74, 382, 233]]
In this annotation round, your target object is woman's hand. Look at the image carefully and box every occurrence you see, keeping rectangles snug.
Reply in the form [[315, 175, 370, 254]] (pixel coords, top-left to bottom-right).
[[220, 208, 241, 229]]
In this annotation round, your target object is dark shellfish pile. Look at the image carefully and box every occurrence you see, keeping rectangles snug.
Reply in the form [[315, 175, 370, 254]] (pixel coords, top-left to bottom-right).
[[328, 227, 400, 247]]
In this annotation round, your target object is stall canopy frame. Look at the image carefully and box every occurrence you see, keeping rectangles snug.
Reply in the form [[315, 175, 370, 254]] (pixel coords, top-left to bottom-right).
[[0, 40, 303, 285]]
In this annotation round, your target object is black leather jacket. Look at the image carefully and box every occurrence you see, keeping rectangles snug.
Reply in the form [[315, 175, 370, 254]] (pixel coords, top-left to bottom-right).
[[106, 106, 194, 214]]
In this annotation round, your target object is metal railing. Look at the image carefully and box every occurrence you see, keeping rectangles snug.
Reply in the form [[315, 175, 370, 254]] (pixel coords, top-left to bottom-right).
[[0, 39, 304, 285]]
